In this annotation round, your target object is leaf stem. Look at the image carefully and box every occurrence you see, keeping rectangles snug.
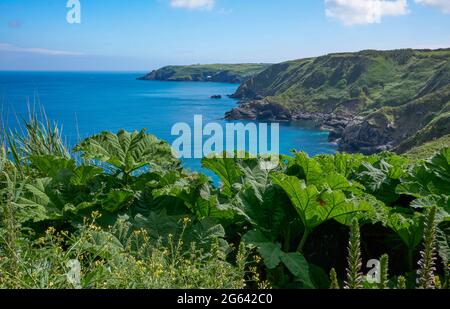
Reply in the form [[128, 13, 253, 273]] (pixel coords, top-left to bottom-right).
[[407, 248, 413, 271], [297, 228, 310, 253]]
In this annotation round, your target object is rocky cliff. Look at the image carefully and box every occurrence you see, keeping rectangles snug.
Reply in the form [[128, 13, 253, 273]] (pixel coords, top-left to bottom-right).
[[225, 49, 450, 154]]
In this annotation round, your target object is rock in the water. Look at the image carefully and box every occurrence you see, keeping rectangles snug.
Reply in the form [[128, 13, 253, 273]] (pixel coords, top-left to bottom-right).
[[211, 95, 222, 99], [224, 100, 291, 121]]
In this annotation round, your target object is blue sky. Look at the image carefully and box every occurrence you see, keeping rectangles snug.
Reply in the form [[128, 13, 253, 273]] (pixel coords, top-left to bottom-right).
[[0, 0, 449, 71]]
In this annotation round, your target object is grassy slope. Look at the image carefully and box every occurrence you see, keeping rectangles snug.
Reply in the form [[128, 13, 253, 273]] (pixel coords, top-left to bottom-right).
[[404, 134, 450, 161], [140, 63, 270, 83], [236, 49, 450, 112], [234, 49, 450, 152]]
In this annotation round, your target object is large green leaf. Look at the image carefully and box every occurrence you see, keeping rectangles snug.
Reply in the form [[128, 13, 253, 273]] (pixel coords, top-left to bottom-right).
[[243, 230, 323, 288], [16, 178, 64, 222], [202, 155, 243, 196], [100, 189, 135, 213], [286, 151, 323, 185], [271, 173, 319, 228], [74, 130, 177, 174], [203, 155, 290, 233], [133, 211, 227, 254], [271, 173, 368, 230], [15, 176, 103, 224], [227, 158, 289, 237], [335, 152, 361, 176], [356, 155, 406, 205], [133, 211, 181, 241], [280, 252, 314, 288], [397, 148, 450, 198], [152, 172, 218, 218], [316, 152, 364, 177], [357, 194, 390, 225], [234, 185, 288, 236], [242, 230, 283, 269], [29, 155, 76, 179], [436, 223, 450, 273], [324, 172, 353, 191], [411, 195, 450, 222], [387, 209, 424, 251], [182, 217, 227, 252], [428, 147, 450, 186], [285, 152, 365, 196], [70, 165, 103, 186], [317, 190, 371, 225]]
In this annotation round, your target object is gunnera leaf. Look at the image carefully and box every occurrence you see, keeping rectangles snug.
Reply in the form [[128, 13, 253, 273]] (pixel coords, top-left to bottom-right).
[[74, 130, 177, 175]]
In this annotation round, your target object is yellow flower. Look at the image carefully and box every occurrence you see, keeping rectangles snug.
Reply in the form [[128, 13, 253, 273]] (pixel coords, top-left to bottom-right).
[[91, 211, 102, 219], [46, 226, 56, 235]]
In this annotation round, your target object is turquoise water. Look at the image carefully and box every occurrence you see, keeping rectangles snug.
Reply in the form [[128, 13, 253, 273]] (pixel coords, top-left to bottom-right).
[[0, 71, 336, 174]]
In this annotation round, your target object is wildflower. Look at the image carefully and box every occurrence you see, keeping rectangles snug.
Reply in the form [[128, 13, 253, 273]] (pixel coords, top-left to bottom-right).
[[91, 211, 102, 219], [94, 260, 105, 267], [136, 260, 144, 267], [46, 226, 56, 235]]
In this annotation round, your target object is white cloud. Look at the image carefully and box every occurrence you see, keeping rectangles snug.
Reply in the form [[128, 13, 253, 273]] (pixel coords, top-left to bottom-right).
[[0, 43, 83, 56], [325, 0, 409, 25], [170, 0, 215, 10], [415, 0, 450, 13]]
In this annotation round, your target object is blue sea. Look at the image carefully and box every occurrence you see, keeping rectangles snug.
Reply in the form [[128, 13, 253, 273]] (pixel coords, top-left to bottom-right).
[[0, 71, 336, 175]]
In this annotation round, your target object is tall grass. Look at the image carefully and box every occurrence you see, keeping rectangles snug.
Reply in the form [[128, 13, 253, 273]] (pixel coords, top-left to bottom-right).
[[1, 105, 68, 284], [0, 214, 254, 289], [2, 105, 70, 173], [0, 132, 22, 287]]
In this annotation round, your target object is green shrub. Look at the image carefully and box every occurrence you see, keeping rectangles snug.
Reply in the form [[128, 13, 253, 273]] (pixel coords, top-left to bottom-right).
[[1, 116, 449, 289]]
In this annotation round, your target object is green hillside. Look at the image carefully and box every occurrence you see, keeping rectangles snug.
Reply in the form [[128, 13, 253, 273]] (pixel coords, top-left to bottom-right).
[[228, 49, 450, 154], [405, 134, 450, 161], [138, 63, 270, 83]]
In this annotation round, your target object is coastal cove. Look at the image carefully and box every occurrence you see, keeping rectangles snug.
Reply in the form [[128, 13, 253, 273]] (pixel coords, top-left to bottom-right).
[[0, 71, 336, 176]]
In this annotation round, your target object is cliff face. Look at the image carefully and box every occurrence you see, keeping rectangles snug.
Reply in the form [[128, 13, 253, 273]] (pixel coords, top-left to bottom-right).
[[138, 64, 270, 84], [226, 49, 450, 154]]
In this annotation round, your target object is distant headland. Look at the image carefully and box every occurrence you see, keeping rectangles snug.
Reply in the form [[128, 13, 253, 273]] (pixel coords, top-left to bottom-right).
[[137, 63, 270, 84]]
